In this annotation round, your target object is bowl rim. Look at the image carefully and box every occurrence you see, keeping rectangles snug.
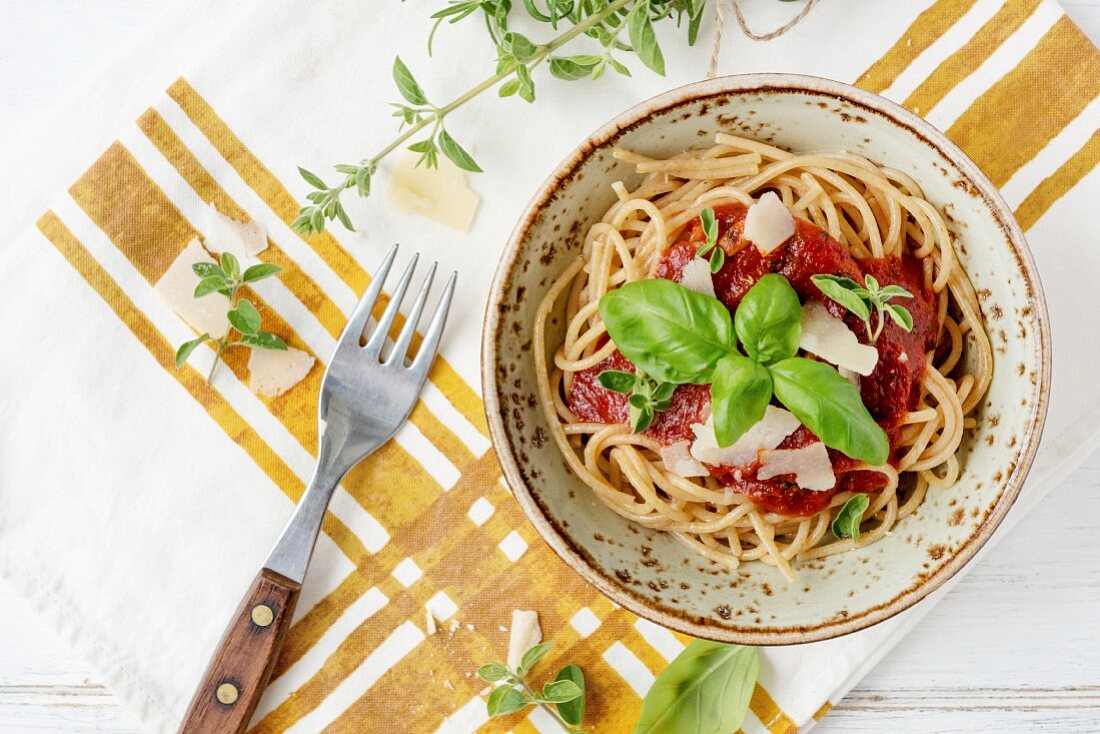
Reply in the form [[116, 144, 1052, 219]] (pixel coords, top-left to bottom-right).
[[482, 72, 1052, 645]]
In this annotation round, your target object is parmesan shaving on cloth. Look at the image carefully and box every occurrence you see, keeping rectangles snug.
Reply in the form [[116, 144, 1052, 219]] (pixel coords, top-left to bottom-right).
[[203, 202, 267, 259], [154, 239, 231, 338], [506, 609, 541, 671], [385, 149, 480, 232], [248, 347, 315, 397]]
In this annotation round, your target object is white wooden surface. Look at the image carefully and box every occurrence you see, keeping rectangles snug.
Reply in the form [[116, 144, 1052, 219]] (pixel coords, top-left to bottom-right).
[[1, 2, 1099, 732]]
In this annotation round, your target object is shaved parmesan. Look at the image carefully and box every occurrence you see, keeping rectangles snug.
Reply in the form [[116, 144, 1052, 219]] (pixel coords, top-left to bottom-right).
[[690, 406, 800, 467], [799, 301, 879, 376], [659, 441, 708, 477], [248, 347, 315, 397], [385, 149, 480, 232], [204, 203, 267, 259], [743, 191, 795, 254], [507, 610, 541, 671], [678, 258, 716, 299], [838, 366, 861, 388], [425, 607, 438, 635], [758, 442, 836, 491], [154, 238, 231, 338]]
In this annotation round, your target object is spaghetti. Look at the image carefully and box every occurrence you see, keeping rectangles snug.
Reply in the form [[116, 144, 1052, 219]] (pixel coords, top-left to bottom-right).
[[533, 133, 992, 581]]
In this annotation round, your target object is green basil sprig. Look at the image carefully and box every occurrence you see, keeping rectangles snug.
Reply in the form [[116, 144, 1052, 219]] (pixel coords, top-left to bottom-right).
[[832, 493, 871, 540], [597, 370, 675, 432], [633, 641, 759, 734], [811, 273, 914, 343], [696, 207, 725, 273], [599, 275, 889, 464]]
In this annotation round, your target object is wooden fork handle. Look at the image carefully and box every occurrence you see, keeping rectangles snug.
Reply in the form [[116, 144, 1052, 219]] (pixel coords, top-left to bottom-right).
[[177, 568, 300, 734]]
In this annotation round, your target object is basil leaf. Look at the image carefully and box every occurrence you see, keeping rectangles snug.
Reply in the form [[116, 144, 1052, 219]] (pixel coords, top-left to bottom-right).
[[885, 303, 914, 332], [242, 263, 282, 283], [519, 642, 553, 675], [487, 684, 527, 716], [437, 130, 483, 173], [174, 334, 210, 367], [628, 2, 665, 75], [392, 56, 429, 106], [734, 273, 802, 364], [228, 299, 261, 335], [632, 641, 759, 734], [710, 354, 772, 447], [629, 401, 655, 432], [476, 663, 511, 682], [598, 370, 638, 393], [554, 665, 585, 726], [652, 382, 676, 402], [599, 279, 734, 384], [832, 493, 870, 540], [811, 274, 871, 321], [239, 332, 288, 351], [541, 679, 582, 703], [769, 357, 889, 465]]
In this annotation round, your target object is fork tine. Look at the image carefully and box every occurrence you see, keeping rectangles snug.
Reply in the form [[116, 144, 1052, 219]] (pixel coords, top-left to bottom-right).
[[340, 243, 398, 348], [385, 261, 437, 366], [410, 271, 456, 376], [364, 253, 419, 358]]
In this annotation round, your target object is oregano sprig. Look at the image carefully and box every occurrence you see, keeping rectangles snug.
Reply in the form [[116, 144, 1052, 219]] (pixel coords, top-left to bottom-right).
[[695, 207, 725, 273], [811, 273, 914, 343], [294, 0, 712, 236], [597, 369, 675, 432], [174, 252, 288, 383], [477, 643, 586, 733]]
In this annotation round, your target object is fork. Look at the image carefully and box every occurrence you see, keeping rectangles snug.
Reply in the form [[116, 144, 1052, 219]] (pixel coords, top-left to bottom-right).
[[177, 244, 455, 733]]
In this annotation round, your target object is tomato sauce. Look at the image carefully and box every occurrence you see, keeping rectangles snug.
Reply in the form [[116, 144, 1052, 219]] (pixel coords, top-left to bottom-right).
[[568, 203, 938, 516]]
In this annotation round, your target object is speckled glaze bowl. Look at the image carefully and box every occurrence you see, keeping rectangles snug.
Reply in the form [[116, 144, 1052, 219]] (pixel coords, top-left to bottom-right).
[[482, 74, 1050, 645]]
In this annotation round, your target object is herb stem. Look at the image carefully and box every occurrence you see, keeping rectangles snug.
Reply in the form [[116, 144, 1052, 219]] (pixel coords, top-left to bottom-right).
[[207, 342, 225, 383], [515, 679, 581, 734], [323, 0, 634, 205]]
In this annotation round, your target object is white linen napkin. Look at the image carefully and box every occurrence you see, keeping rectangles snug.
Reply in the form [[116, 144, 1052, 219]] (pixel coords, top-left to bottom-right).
[[1, 1, 1097, 732]]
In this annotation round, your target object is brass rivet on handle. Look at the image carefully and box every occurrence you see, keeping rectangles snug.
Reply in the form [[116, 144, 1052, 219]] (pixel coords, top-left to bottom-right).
[[251, 604, 274, 627], [216, 682, 239, 705]]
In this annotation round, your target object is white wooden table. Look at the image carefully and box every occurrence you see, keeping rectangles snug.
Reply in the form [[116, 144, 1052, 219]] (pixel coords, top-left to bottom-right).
[[1, 2, 1098, 732]]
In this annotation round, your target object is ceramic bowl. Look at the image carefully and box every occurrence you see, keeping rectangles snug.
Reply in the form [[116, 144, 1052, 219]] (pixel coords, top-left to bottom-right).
[[482, 74, 1050, 645]]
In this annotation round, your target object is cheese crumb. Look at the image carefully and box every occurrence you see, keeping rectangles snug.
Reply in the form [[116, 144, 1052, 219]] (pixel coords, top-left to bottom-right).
[[507, 610, 541, 671], [799, 301, 879, 376], [690, 406, 800, 467], [248, 347, 315, 397], [678, 257, 717, 299], [425, 607, 438, 635], [743, 191, 795, 254], [659, 441, 709, 477], [385, 149, 480, 232], [758, 442, 837, 490]]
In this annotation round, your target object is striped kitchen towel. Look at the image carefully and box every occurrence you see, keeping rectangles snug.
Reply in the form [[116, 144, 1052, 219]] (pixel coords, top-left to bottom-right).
[[0, 1, 1097, 732]]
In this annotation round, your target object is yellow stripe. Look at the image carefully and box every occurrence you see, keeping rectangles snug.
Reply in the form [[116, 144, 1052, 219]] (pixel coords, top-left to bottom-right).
[[946, 16, 1100, 187], [165, 76, 489, 437], [135, 107, 474, 469], [749, 684, 799, 734], [1015, 127, 1100, 230], [813, 700, 834, 721], [68, 142, 443, 505], [855, 0, 979, 93], [903, 0, 1043, 115], [136, 107, 348, 341], [36, 211, 367, 563]]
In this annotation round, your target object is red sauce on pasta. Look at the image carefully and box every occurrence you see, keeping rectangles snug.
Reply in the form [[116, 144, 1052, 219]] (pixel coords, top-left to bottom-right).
[[568, 203, 938, 516]]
